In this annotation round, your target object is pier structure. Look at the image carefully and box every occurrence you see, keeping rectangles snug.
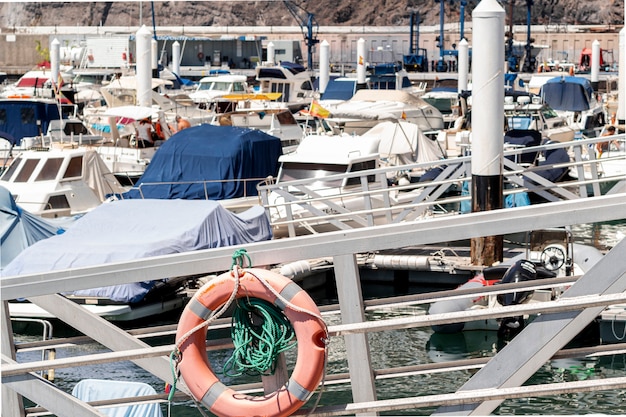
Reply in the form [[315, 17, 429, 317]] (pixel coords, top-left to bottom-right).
[[2, 192, 625, 416]]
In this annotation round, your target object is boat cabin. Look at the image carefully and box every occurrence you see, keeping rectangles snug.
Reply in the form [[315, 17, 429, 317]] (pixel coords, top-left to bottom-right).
[[0, 147, 123, 217], [188, 74, 249, 105], [255, 62, 315, 108]]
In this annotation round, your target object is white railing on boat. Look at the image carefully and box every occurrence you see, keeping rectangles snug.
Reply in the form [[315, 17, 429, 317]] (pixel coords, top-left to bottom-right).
[[2, 192, 626, 416]]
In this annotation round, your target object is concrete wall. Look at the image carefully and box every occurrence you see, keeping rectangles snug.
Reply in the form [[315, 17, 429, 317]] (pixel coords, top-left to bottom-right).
[[1, 33, 51, 76]]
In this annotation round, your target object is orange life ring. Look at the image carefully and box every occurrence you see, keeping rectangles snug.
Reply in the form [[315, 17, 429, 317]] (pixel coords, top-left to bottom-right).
[[198, 52, 205, 61], [175, 268, 327, 417]]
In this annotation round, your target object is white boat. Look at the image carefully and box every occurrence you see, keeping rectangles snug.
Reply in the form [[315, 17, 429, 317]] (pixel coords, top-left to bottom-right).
[[82, 75, 213, 136], [254, 61, 315, 111], [4, 198, 273, 322], [0, 68, 75, 100], [428, 228, 604, 336], [0, 146, 126, 218], [320, 89, 445, 135], [188, 73, 249, 107], [263, 120, 447, 237], [538, 75, 607, 136], [212, 107, 304, 153], [503, 94, 575, 142]]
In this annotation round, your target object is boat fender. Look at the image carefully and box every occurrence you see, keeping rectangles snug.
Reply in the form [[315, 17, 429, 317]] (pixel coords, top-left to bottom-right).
[[572, 243, 604, 274], [175, 268, 328, 417], [372, 254, 431, 271], [429, 275, 487, 333], [280, 260, 312, 279]]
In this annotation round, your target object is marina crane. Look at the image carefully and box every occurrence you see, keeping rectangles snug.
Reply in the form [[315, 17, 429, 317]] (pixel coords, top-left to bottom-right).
[[283, 0, 319, 70], [403, 11, 428, 72], [434, 0, 470, 72], [505, 0, 537, 73]]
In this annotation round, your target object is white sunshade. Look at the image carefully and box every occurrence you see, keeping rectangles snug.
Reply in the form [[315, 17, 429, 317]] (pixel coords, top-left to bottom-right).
[[101, 105, 157, 121]]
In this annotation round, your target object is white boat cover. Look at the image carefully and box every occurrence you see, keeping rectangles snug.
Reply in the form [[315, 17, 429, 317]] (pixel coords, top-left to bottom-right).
[[3, 199, 273, 302], [72, 379, 162, 417]]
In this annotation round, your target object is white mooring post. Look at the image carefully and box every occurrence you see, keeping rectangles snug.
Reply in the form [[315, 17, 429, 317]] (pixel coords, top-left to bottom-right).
[[591, 39, 600, 91], [136, 25, 153, 108], [618, 28, 625, 124], [50, 38, 60, 91], [468, 0, 505, 266], [319, 40, 330, 94], [457, 38, 469, 94], [172, 41, 181, 76], [357, 38, 366, 86]]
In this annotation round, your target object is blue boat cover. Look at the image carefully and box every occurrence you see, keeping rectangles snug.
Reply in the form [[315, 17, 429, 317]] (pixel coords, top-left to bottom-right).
[[72, 379, 162, 417], [123, 124, 282, 200], [0, 185, 74, 270], [0, 100, 65, 146], [3, 199, 273, 303], [540, 76, 594, 112]]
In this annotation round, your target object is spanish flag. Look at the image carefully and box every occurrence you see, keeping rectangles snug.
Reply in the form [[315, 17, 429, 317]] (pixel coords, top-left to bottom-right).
[[309, 100, 330, 118]]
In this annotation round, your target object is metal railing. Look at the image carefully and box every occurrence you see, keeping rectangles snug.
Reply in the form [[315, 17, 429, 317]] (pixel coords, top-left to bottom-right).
[[2, 192, 626, 416], [258, 135, 625, 237]]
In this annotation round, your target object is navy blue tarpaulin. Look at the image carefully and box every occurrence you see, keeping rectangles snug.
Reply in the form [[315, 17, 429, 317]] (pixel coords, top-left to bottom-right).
[[123, 124, 282, 200], [540, 76, 594, 112]]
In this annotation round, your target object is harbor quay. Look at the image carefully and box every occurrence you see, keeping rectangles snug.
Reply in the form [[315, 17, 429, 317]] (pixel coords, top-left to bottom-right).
[[0, 24, 622, 81]]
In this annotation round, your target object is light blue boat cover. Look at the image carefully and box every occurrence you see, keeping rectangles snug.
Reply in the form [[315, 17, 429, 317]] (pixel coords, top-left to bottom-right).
[[3, 199, 273, 302], [72, 379, 163, 417], [0, 185, 75, 271]]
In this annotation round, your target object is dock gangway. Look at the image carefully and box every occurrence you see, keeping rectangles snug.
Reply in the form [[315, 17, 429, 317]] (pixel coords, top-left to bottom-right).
[[2, 189, 626, 416]]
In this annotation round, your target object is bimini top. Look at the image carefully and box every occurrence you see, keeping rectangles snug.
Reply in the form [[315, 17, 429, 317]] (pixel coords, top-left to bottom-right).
[[123, 124, 282, 200], [3, 198, 273, 302]]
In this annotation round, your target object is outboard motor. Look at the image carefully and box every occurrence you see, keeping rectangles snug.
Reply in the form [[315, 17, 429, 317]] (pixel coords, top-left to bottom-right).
[[496, 259, 537, 339]]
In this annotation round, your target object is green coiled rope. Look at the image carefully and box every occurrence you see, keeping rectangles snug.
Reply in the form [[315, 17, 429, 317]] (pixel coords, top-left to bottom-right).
[[223, 297, 296, 377]]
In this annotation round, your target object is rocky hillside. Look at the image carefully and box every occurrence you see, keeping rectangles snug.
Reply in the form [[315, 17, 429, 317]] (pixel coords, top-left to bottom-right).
[[1, 0, 623, 29]]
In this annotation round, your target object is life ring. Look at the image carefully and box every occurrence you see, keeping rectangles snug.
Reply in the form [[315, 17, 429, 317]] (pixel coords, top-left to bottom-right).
[[197, 52, 205, 61], [175, 268, 327, 417]]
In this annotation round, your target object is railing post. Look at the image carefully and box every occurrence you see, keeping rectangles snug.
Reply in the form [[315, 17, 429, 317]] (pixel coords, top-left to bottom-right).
[[2, 301, 25, 417], [333, 253, 378, 417]]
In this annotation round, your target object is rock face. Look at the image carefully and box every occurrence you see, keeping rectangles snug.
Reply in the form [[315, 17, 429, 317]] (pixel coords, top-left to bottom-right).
[[0, 1, 623, 29]]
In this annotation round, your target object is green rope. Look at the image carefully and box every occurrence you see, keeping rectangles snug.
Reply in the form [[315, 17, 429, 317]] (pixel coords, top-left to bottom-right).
[[231, 248, 251, 269], [222, 297, 296, 377], [167, 349, 180, 402]]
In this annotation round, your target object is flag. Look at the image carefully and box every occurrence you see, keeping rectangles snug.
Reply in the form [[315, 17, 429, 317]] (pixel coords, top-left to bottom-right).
[[309, 100, 330, 119]]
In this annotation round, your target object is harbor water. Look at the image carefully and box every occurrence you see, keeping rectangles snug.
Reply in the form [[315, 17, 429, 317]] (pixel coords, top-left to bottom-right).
[[14, 220, 626, 416]]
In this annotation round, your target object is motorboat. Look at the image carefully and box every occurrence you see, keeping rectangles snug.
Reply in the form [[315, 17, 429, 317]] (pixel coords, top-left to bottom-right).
[[254, 61, 315, 112], [3, 198, 273, 322], [261, 120, 447, 237], [121, 124, 283, 213], [320, 89, 445, 135], [0, 69, 75, 100], [212, 107, 304, 153], [539, 75, 607, 136], [428, 228, 604, 337], [0, 146, 126, 218], [503, 94, 575, 142], [188, 73, 249, 108], [0, 185, 78, 270]]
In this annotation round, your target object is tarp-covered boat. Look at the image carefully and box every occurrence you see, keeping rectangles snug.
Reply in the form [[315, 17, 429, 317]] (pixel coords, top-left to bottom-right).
[[0, 185, 77, 270], [123, 124, 282, 200], [4, 198, 273, 320]]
